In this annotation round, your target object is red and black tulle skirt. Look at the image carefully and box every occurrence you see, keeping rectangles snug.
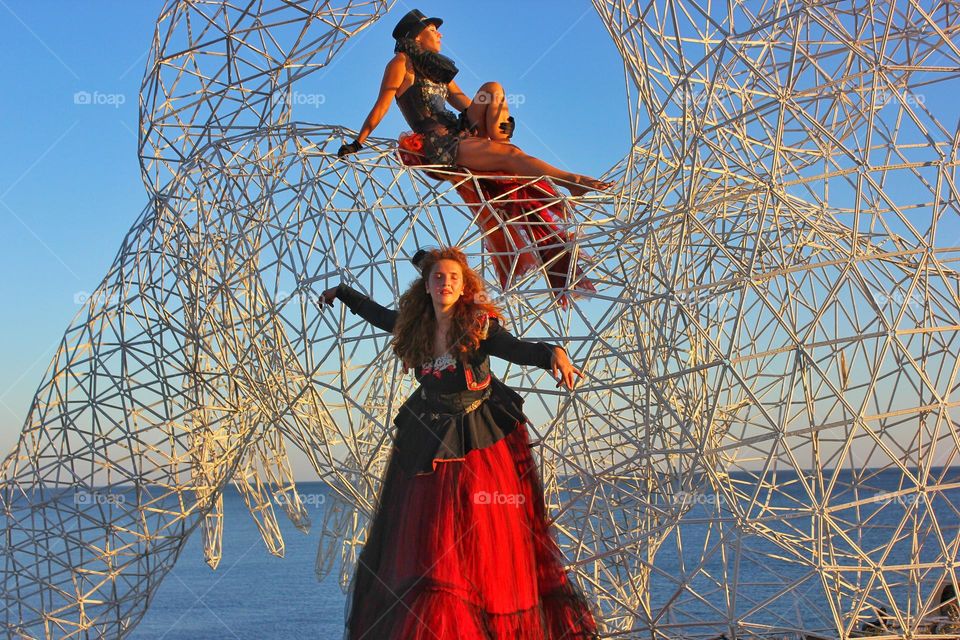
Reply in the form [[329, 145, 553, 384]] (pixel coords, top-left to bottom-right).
[[343, 421, 600, 639]]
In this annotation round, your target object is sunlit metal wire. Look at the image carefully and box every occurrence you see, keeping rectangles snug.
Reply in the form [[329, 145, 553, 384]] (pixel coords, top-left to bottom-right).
[[2, 1, 960, 638]]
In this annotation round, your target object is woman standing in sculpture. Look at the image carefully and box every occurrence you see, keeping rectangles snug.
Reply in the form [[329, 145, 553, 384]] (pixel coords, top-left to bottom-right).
[[337, 8, 612, 196], [321, 246, 600, 639]]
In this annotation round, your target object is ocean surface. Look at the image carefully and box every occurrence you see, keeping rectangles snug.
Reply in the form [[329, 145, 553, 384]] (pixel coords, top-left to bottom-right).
[[3, 469, 959, 639], [129, 482, 348, 639]]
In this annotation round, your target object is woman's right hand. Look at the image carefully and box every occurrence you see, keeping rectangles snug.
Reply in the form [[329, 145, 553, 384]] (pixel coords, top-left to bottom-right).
[[319, 286, 339, 309]]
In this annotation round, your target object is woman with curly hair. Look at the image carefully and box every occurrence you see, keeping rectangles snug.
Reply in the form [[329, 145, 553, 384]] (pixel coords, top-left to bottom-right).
[[321, 246, 600, 639]]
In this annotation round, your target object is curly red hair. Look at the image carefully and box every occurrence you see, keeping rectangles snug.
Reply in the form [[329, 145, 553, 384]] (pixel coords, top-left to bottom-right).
[[392, 247, 502, 369]]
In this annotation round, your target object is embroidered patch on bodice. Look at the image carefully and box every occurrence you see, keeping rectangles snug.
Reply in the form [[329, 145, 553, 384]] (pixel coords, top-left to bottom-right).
[[420, 352, 457, 378]]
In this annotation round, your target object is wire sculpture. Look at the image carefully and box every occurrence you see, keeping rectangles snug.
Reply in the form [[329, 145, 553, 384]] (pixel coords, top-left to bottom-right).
[[2, 1, 959, 638]]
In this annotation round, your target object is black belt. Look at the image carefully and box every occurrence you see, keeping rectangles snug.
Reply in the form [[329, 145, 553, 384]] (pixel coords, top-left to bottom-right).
[[419, 386, 491, 420]]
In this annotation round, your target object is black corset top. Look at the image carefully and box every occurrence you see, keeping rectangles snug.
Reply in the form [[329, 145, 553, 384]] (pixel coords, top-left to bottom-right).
[[395, 73, 458, 134]]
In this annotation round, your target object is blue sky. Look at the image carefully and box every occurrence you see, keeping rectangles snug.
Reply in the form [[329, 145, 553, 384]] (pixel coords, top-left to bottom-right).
[[0, 2, 629, 462], [1, 2, 957, 479]]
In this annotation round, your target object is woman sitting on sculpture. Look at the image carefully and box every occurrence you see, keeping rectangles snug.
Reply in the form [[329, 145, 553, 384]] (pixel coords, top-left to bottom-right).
[[338, 8, 612, 197]]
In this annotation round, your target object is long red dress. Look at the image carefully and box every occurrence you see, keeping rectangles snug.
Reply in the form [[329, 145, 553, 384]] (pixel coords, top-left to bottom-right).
[[335, 284, 600, 639]]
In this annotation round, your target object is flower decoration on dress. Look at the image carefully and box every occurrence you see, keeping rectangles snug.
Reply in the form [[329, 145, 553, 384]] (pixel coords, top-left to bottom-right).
[[397, 131, 425, 165]]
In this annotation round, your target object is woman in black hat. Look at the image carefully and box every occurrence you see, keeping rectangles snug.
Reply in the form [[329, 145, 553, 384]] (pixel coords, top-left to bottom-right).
[[321, 246, 601, 638], [338, 9, 612, 197]]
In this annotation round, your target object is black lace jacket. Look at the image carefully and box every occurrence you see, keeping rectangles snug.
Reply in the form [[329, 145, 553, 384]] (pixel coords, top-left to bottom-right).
[[335, 283, 559, 475]]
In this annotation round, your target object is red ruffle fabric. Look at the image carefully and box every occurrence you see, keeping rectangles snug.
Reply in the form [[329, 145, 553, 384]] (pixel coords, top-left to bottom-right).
[[343, 421, 600, 639], [397, 131, 596, 308]]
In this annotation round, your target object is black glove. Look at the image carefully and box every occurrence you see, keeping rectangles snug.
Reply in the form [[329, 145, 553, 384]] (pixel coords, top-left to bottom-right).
[[337, 140, 362, 158], [498, 115, 516, 139]]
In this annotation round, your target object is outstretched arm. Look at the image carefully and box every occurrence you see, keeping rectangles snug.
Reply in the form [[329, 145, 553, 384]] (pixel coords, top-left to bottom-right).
[[353, 54, 407, 146], [321, 283, 397, 333], [479, 317, 582, 389]]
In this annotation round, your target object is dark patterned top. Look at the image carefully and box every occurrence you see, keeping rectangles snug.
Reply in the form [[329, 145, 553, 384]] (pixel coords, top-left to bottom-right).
[[395, 71, 467, 166], [396, 73, 459, 135], [335, 283, 558, 475]]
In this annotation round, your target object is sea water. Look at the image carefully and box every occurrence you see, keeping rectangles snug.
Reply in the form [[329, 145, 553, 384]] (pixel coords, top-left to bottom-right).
[[3, 469, 959, 638], [127, 482, 346, 639]]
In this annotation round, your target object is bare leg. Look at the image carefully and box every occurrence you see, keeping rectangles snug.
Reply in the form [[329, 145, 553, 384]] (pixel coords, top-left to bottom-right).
[[456, 137, 612, 196], [466, 81, 510, 142]]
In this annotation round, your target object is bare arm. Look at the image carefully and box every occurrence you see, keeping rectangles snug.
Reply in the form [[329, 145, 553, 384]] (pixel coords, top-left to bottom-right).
[[354, 54, 407, 145], [446, 79, 472, 112]]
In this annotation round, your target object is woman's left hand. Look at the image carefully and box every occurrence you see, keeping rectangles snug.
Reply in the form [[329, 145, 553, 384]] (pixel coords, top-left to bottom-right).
[[551, 346, 583, 390], [498, 115, 515, 139]]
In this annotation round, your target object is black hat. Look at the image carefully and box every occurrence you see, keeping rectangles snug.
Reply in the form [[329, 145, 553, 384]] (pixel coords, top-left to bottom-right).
[[410, 248, 429, 272], [392, 9, 442, 40]]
